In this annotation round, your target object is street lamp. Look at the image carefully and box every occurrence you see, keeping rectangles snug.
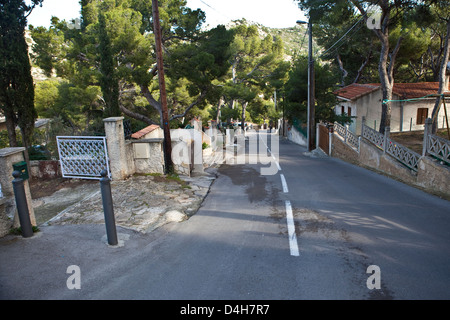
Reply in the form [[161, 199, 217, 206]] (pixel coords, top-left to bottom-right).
[[297, 19, 315, 152]]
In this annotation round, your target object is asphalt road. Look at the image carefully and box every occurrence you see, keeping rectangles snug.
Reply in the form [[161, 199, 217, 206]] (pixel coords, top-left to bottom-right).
[[1, 131, 449, 302]]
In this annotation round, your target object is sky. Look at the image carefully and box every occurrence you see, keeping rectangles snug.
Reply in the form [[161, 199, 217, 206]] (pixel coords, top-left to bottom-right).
[[27, 0, 306, 29]]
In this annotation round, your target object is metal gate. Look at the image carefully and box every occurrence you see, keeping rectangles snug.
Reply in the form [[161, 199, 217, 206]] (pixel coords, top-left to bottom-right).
[[56, 136, 110, 180], [318, 124, 330, 154]]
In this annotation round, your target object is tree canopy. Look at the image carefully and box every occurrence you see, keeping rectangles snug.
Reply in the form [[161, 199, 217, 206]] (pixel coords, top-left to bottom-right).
[[295, 0, 450, 133], [0, 0, 42, 163], [3, 0, 447, 152]]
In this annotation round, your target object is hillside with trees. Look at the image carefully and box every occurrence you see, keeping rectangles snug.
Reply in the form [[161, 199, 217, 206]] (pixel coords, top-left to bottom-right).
[[26, 3, 299, 143], [1, 0, 449, 158]]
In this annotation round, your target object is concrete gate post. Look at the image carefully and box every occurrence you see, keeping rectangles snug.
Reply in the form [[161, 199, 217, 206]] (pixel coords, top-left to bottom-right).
[[103, 117, 129, 180]]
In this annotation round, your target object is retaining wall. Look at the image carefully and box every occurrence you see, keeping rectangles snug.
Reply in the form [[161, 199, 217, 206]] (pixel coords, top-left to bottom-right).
[[331, 133, 450, 199]]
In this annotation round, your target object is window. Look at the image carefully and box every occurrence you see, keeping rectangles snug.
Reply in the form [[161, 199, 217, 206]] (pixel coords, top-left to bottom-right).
[[341, 106, 345, 115], [416, 108, 428, 125], [347, 106, 352, 116]]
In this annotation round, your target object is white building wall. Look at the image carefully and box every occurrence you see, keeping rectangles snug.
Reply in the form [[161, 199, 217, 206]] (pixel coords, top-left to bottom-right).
[[335, 100, 357, 133], [336, 89, 450, 135]]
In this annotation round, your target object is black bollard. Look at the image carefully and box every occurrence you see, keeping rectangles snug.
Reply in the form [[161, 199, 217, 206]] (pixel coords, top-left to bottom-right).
[[100, 169, 118, 246], [12, 171, 33, 238]]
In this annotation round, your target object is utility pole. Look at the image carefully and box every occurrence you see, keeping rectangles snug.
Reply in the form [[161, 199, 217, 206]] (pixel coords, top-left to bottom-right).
[[297, 19, 315, 151], [152, 0, 173, 173], [307, 20, 315, 152]]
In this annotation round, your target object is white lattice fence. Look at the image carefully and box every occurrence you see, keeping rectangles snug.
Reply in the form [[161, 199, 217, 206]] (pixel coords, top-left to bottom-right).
[[427, 134, 450, 165], [334, 122, 360, 152], [362, 124, 420, 171], [57, 136, 110, 179], [362, 125, 384, 150], [385, 137, 421, 171]]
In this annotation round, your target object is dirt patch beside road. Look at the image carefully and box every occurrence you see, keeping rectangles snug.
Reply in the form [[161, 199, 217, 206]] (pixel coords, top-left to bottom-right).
[[30, 171, 217, 233], [29, 178, 97, 199], [30, 178, 99, 225], [390, 128, 449, 155]]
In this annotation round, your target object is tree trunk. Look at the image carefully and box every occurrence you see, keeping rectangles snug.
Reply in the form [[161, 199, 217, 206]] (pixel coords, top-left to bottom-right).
[[431, 19, 450, 134], [217, 97, 224, 127], [336, 54, 348, 87], [378, 32, 392, 133], [20, 126, 32, 181], [353, 49, 372, 84], [4, 109, 18, 147], [352, 0, 401, 134], [231, 58, 238, 110], [152, 0, 172, 174], [119, 105, 157, 125], [375, 8, 403, 133], [241, 101, 248, 133]]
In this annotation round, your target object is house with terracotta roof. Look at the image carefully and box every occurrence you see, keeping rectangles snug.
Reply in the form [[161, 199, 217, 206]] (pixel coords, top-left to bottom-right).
[[130, 124, 163, 140], [333, 81, 450, 134]]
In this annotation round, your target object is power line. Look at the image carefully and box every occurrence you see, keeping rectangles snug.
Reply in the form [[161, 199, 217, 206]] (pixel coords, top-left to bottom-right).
[[318, 21, 366, 59], [315, 0, 381, 61], [299, 27, 308, 52], [317, 16, 366, 60], [383, 93, 447, 104], [198, 0, 233, 22]]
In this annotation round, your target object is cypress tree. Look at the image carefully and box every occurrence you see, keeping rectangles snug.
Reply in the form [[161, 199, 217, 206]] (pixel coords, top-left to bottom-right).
[[0, 0, 41, 158], [98, 12, 120, 118]]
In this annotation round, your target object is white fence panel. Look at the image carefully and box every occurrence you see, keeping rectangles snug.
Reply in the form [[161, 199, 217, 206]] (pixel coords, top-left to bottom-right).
[[427, 134, 450, 165], [57, 136, 110, 179]]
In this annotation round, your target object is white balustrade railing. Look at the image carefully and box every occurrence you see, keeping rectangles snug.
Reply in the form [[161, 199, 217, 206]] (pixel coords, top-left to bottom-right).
[[333, 122, 360, 152], [335, 117, 448, 172], [362, 124, 384, 150], [362, 123, 420, 171], [385, 137, 421, 171], [427, 134, 450, 165]]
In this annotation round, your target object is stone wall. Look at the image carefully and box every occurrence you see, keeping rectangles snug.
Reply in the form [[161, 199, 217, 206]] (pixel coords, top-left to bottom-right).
[[30, 160, 61, 179], [102, 118, 226, 179], [330, 133, 359, 165], [358, 138, 418, 186], [416, 157, 450, 197], [171, 138, 194, 176], [0, 148, 36, 237], [286, 124, 307, 147], [131, 139, 164, 175]]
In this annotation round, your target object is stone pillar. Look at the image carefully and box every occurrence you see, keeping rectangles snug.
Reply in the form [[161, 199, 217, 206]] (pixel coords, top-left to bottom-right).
[[383, 126, 390, 154], [103, 117, 129, 180], [328, 125, 334, 156], [422, 118, 432, 157], [226, 129, 235, 145], [315, 123, 320, 150], [0, 148, 36, 236]]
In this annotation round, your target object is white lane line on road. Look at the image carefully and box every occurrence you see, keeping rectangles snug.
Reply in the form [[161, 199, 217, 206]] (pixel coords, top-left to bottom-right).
[[285, 200, 299, 257], [275, 160, 281, 171], [259, 132, 281, 171], [260, 131, 298, 256], [280, 174, 289, 193]]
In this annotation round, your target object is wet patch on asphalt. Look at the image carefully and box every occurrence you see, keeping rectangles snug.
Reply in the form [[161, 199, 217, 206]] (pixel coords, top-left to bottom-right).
[[218, 164, 268, 203]]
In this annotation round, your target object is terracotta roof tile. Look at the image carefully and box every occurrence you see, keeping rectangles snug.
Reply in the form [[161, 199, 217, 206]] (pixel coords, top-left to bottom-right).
[[392, 82, 448, 99], [131, 124, 161, 139], [334, 82, 450, 101], [333, 83, 380, 100]]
